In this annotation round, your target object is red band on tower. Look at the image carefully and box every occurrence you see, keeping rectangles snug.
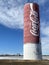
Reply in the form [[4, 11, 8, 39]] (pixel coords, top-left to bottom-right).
[[24, 3, 40, 43]]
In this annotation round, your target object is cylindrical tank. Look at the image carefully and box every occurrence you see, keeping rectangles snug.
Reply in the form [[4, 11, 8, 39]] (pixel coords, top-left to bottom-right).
[[23, 3, 42, 60]]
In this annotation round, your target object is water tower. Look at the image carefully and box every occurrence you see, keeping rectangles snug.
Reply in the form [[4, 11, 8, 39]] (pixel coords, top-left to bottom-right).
[[23, 3, 42, 60]]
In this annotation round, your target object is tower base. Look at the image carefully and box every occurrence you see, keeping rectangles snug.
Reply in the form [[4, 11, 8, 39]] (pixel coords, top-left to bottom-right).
[[23, 43, 42, 60]]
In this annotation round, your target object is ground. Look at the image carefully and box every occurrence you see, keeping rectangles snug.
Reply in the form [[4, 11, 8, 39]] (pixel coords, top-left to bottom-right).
[[0, 60, 49, 65]]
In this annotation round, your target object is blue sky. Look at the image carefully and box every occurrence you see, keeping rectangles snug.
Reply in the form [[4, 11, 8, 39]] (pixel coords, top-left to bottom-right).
[[0, 0, 49, 55], [0, 24, 23, 55]]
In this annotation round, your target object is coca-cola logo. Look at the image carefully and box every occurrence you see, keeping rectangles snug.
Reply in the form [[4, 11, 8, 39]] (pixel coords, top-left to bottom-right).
[[30, 3, 39, 36]]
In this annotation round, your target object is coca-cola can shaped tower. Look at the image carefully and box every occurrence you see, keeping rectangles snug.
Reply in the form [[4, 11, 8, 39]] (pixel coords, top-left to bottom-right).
[[23, 3, 42, 60]]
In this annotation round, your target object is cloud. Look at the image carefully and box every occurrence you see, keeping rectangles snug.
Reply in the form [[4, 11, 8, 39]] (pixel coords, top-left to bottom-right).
[[27, 0, 48, 5], [38, 0, 47, 4], [40, 19, 49, 55], [0, 0, 24, 29], [40, 20, 49, 36], [40, 4, 49, 54], [41, 37, 49, 55], [0, 0, 48, 29], [41, 26, 49, 36]]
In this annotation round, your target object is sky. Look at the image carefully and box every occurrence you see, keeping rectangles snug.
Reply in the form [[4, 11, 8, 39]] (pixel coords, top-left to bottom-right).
[[0, 0, 49, 55]]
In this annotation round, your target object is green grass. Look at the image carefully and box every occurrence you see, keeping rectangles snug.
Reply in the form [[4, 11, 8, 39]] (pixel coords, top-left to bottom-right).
[[0, 60, 49, 65]]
